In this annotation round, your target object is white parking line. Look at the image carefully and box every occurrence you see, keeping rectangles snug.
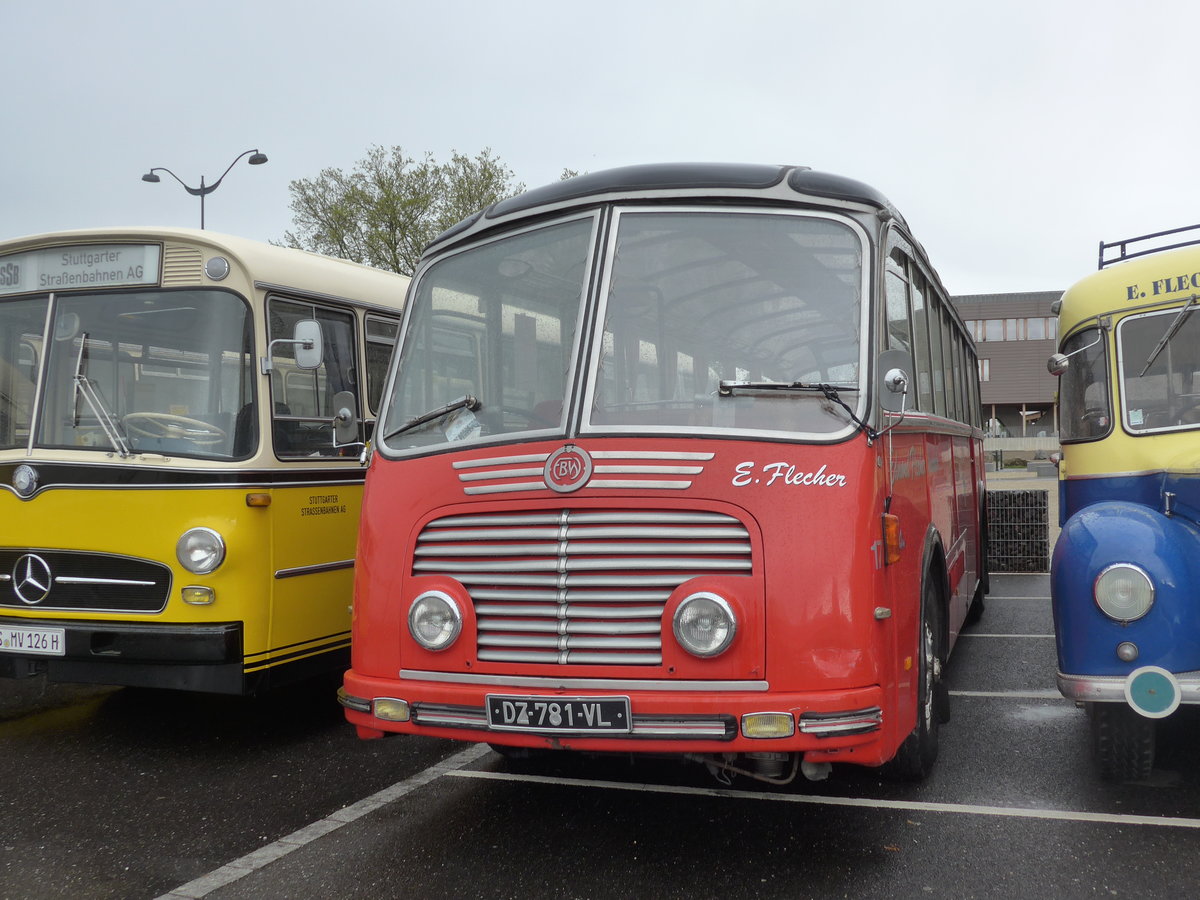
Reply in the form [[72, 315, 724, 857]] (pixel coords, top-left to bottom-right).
[[959, 633, 1054, 638], [156, 743, 492, 900], [446, 768, 1200, 830], [950, 689, 1063, 699]]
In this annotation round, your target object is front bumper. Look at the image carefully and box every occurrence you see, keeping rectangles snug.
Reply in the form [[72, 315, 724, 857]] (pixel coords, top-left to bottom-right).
[[342, 669, 889, 762], [0, 616, 244, 692]]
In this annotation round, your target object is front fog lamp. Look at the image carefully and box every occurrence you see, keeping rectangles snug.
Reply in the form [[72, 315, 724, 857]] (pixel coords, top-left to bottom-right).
[[1094, 563, 1154, 622], [372, 698, 411, 722], [742, 712, 795, 739], [673, 592, 736, 658], [176, 527, 225, 575], [408, 591, 462, 651]]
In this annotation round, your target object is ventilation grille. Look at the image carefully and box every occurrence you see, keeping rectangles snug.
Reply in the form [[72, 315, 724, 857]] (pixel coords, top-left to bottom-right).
[[414, 508, 752, 666], [161, 245, 204, 285]]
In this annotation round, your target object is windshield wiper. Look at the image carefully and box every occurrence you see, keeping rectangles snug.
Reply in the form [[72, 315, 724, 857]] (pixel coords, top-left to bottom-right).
[[1139, 295, 1197, 377], [717, 380, 858, 396], [718, 380, 875, 439], [384, 395, 481, 441], [72, 332, 131, 457]]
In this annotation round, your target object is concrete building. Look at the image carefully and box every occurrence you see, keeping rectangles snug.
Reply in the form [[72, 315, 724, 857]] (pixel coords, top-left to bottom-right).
[[951, 290, 1062, 451]]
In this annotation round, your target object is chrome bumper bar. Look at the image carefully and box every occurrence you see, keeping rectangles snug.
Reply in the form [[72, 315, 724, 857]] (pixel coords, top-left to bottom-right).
[[1056, 670, 1200, 704]]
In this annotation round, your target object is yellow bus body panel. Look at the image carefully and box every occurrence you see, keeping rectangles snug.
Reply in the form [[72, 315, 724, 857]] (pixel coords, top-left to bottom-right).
[[0, 481, 361, 673]]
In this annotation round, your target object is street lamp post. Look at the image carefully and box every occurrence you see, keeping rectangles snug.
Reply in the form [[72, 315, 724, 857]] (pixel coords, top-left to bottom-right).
[[141, 149, 268, 229]]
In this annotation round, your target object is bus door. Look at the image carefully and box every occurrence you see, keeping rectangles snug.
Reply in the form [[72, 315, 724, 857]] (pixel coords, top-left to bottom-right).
[[263, 299, 364, 665]]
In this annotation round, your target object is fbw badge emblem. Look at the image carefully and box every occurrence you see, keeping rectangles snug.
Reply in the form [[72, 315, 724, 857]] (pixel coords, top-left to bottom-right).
[[544, 445, 593, 493]]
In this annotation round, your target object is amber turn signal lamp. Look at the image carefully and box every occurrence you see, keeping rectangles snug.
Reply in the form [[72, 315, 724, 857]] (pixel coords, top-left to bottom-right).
[[882, 513, 902, 565]]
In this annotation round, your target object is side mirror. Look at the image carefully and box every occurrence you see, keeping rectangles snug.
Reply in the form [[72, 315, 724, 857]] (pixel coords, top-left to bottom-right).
[[1047, 353, 1069, 376], [293, 319, 323, 370], [876, 349, 912, 415], [332, 390, 359, 447]]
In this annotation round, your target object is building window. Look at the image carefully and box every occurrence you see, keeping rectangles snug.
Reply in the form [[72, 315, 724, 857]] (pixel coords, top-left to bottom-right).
[[978, 358, 990, 382]]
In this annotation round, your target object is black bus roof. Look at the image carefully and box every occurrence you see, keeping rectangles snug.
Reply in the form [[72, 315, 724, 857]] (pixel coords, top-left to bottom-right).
[[426, 163, 904, 253]]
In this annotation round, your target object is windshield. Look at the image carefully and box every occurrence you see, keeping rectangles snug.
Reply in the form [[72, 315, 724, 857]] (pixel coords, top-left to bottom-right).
[[2, 289, 256, 459], [381, 208, 866, 453], [587, 210, 864, 435], [383, 216, 594, 450], [1118, 306, 1200, 433]]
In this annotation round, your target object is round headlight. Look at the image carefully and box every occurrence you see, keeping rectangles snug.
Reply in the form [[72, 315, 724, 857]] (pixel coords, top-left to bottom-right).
[[408, 591, 462, 651], [673, 592, 736, 658], [1094, 564, 1154, 622], [176, 527, 225, 575]]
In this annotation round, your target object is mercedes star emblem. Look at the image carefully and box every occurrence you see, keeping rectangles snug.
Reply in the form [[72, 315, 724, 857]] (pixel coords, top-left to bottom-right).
[[12, 554, 52, 605]]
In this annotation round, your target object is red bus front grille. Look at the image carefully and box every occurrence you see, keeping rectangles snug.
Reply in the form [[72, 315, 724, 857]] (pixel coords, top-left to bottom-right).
[[413, 509, 752, 666]]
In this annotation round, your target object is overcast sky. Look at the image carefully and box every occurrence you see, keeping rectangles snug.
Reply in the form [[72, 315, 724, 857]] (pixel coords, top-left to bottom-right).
[[4, 0, 1197, 295]]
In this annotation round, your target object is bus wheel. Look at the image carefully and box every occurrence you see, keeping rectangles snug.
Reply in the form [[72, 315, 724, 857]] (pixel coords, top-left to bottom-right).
[[1090, 703, 1155, 781], [885, 581, 941, 781]]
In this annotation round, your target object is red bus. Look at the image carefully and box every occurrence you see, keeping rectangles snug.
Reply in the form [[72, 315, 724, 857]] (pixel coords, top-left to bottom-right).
[[339, 164, 986, 783]]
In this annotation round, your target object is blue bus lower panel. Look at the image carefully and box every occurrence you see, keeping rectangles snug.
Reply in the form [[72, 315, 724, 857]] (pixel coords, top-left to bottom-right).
[[1052, 499, 1200, 678]]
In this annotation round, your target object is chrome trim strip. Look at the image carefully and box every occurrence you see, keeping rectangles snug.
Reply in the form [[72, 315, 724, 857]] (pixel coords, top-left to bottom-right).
[[590, 451, 715, 460], [464, 481, 546, 495], [453, 453, 551, 469], [458, 467, 545, 481], [587, 480, 693, 489], [55, 576, 156, 586], [400, 669, 770, 692], [274, 559, 355, 579], [630, 719, 728, 737], [797, 707, 884, 737], [336, 688, 372, 713]]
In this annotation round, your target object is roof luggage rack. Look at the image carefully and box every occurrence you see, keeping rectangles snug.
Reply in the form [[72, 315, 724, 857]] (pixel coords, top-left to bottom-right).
[[1099, 222, 1200, 268]]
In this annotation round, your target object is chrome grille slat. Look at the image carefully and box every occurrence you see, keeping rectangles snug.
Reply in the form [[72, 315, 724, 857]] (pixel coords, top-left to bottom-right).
[[414, 508, 752, 667], [469, 589, 671, 602], [474, 604, 665, 618], [414, 557, 750, 573]]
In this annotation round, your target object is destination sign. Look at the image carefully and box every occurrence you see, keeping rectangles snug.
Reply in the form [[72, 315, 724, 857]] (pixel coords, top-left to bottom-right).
[[0, 243, 161, 296]]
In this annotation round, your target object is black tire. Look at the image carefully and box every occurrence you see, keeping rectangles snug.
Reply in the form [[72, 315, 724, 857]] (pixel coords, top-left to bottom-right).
[[1090, 703, 1155, 781], [886, 579, 942, 781]]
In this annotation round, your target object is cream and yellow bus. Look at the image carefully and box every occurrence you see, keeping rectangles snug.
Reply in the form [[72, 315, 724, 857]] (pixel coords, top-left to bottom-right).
[[0, 227, 408, 694]]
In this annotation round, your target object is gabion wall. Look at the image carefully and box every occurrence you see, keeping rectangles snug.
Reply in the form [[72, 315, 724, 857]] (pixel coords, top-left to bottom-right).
[[986, 489, 1049, 573]]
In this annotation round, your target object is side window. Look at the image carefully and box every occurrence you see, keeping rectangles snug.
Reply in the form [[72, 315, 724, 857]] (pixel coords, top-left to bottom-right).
[[365, 314, 399, 413], [941, 307, 961, 421], [1059, 326, 1109, 442], [909, 274, 934, 414], [885, 251, 913, 356], [926, 295, 947, 417], [268, 298, 358, 458]]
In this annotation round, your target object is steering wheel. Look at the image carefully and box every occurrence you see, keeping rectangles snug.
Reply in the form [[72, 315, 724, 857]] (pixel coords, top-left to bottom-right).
[[122, 412, 228, 446]]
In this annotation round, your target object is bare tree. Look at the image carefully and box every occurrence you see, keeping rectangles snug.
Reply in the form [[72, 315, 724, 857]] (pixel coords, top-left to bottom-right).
[[282, 146, 524, 275]]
